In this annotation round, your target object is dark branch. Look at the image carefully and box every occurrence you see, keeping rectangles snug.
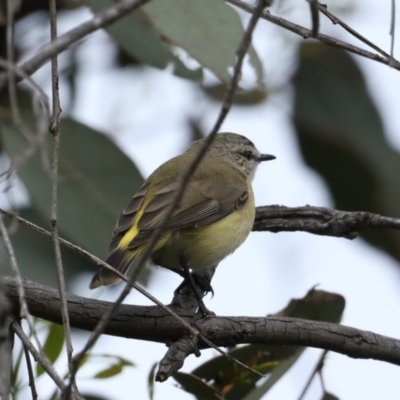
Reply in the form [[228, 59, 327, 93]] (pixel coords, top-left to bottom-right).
[[226, 0, 400, 70], [4, 277, 400, 382], [254, 205, 400, 239]]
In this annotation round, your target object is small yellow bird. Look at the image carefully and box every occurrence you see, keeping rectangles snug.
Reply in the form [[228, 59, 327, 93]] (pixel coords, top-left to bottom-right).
[[89, 133, 275, 299]]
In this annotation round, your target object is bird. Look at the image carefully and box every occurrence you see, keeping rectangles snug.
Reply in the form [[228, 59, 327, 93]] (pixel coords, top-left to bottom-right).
[[89, 133, 275, 311]]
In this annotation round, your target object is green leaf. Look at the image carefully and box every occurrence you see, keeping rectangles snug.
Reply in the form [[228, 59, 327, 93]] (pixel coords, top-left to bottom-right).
[[174, 372, 223, 400], [272, 288, 345, 324], [293, 43, 400, 264], [181, 289, 345, 400], [93, 355, 134, 379], [36, 323, 64, 377], [94, 364, 123, 379], [1, 91, 151, 286], [2, 207, 95, 287], [143, 0, 264, 84], [241, 350, 303, 400], [82, 0, 202, 81], [148, 362, 158, 400]]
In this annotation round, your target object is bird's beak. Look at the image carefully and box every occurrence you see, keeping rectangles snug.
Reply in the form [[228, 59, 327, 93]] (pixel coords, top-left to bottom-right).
[[258, 154, 276, 162]]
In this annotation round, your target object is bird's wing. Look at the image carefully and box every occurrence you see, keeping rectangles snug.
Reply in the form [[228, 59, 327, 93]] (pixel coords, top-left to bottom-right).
[[110, 174, 249, 251]]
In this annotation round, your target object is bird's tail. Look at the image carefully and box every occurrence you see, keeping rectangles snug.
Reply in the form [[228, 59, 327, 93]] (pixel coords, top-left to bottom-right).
[[89, 248, 136, 289]]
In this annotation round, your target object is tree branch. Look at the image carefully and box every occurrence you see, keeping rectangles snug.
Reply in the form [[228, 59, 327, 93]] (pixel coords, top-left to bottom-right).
[[226, 0, 400, 70], [4, 277, 400, 381], [254, 205, 400, 239]]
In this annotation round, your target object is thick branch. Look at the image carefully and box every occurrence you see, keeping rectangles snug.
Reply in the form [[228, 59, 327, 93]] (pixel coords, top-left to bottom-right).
[[254, 205, 400, 238], [4, 277, 400, 370]]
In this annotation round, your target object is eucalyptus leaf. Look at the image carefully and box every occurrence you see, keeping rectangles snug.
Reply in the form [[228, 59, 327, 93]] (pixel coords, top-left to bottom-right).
[[176, 289, 345, 400], [174, 372, 222, 400], [1, 90, 151, 286], [36, 323, 64, 377], [148, 362, 158, 400], [82, 0, 202, 81], [293, 43, 400, 264], [143, 0, 263, 84], [2, 207, 95, 287]]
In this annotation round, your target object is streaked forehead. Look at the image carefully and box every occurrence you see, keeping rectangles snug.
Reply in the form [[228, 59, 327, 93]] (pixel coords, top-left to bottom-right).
[[217, 133, 256, 147]]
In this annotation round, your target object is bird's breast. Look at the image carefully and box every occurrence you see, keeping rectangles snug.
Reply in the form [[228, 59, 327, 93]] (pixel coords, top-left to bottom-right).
[[152, 189, 255, 270]]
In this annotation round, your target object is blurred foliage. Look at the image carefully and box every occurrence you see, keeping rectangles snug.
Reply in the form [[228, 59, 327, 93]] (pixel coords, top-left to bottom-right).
[[10, 320, 134, 400], [293, 43, 400, 264], [0, 90, 149, 287], [0, 1, 396, 399], [1, 207, 95, 288], [82, 0, 263, 84], [36, 322, 65, 377], [0, 0, 78, 60], [174, 289, 344, 400]]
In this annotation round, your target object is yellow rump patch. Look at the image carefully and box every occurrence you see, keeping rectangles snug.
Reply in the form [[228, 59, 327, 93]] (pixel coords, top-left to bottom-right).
[[118, 207, 146, 249]]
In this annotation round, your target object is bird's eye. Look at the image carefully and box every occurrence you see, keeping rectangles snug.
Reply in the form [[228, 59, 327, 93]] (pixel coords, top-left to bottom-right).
[[242, 151, 253, 160]]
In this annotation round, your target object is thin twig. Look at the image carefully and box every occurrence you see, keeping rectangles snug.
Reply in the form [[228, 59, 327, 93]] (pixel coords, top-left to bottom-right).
[[0, 56, 50, 189], [48, 1, 78, 399], [23, 342, 38, 400], [6, 0, 22, 128], [0, 218, 39, 333], [69, 0, 269, 384], [226, 0, 400, 70], [316, 2, 394, 62], [0, 58, 48, 100], [0, 217, 61, 397], [307, 0, 319, 37], [390, 0, 396, 67], [0, 0, 397, 96], [10, 319, 68, 396], [0, 278, 12, 400], [296, 350, 327, 400], [0, 0, 152, 90]]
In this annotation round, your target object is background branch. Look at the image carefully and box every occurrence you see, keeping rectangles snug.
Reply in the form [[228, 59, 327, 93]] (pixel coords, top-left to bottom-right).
[[226, 0, 400, 70], [254, 205, 400, 239]]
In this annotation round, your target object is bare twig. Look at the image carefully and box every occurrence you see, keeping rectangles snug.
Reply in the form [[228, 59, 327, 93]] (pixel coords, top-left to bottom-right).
[[296, 350, 327, 400], [6, 0, 22, 127], [316, 2, 394, 62], [0, 216, 62, 396], [0, 217, 32, 319], [390, 0, 396, 66], [48, 1, 78, 398], [10, 319, 68, 396], [0, 0, 152, 90], [226, 0, 400, 70], [307, 0, 319, 37], [23, 342, 38, 400], [0, 277, 12, 400], [4, 278, 400, 374]]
